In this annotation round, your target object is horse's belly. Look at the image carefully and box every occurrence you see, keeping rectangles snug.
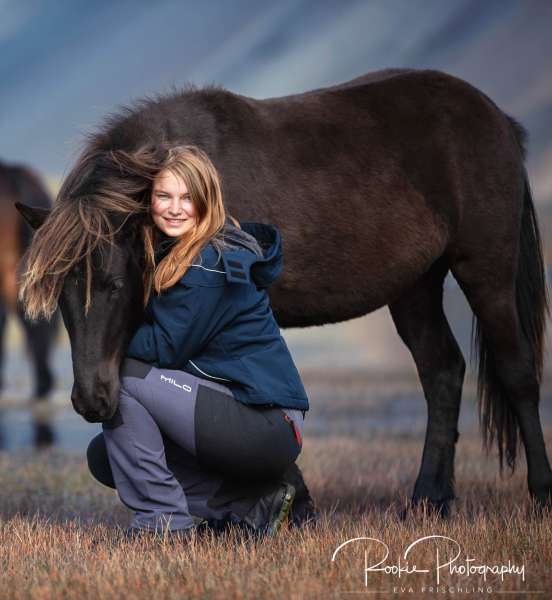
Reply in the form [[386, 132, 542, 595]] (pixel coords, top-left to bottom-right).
[[269, 189, 449, 327]]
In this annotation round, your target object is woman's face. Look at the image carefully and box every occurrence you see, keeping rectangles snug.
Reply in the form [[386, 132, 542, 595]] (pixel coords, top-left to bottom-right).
[[151, 169, 198, 237]]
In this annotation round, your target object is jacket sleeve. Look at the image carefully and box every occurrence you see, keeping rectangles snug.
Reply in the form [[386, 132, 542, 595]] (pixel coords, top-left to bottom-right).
[[125, 282, 208, 369]]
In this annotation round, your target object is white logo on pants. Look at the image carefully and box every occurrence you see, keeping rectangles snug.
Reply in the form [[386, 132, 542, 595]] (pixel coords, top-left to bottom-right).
[[160, 374, 192, 393]]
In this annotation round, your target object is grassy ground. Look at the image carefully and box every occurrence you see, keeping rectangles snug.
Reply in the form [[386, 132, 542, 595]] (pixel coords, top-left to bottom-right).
[[1, 422, 551, 599]]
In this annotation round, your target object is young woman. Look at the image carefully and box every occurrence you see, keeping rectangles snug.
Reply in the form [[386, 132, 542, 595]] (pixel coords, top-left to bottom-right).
[[86, 145, 309, 539]]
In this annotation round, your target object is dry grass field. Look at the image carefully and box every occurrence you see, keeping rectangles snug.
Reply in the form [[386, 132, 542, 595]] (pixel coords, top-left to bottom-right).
[[1, 371, 551, 599]]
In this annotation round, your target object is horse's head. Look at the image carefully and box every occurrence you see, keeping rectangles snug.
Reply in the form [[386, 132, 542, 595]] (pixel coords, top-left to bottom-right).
[[16, 202, 146, 422]]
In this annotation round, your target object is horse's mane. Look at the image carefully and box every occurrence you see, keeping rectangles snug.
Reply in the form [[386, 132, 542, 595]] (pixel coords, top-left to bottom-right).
[[86, 81, 227, 155]]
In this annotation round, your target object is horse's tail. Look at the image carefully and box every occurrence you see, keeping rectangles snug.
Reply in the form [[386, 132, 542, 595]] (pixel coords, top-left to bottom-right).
[[471, 115, 550, 474]]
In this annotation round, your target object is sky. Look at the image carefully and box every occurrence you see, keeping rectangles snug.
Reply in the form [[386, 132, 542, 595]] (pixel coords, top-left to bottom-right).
[[1, 0, 551, 206]]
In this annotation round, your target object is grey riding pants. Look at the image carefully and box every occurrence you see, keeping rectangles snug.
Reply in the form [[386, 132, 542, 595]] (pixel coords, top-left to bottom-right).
[[88, 358, 304, 532]]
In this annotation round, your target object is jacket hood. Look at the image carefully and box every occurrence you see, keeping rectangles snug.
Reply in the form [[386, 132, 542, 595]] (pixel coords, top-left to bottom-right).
[[220, 222, 283, 288]]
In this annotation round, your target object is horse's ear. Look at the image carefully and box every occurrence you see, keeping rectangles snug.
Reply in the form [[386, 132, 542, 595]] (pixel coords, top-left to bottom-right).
[[14, 202, 50, 230]]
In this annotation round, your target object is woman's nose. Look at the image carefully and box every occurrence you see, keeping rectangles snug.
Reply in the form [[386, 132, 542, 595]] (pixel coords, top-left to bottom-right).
[[168, 199, 182, 214]]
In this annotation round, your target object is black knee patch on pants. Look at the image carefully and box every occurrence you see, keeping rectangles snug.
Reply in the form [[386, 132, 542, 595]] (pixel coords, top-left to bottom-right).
[[194, 385, 300, 480], [87, 433, 115, 489], [121, 357, 152, 379]]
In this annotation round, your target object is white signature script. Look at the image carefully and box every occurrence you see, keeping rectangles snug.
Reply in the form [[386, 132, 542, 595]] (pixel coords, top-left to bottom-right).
[[331, 535, 525, 586]]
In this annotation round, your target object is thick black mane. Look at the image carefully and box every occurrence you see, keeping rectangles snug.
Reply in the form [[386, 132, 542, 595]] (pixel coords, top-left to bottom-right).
[[89, 82, 229, 155]]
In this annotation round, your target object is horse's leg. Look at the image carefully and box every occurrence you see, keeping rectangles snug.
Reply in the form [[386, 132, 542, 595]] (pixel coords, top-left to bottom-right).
[[451, 259, 552, 506], [16, 304, 58, 447], [0, 299, 7, 394], [389, 257, 465, 516], [16, 304, 58, 399]]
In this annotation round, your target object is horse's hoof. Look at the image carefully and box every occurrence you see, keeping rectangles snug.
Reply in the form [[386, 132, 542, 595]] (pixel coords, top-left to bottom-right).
[[404, 495, 453, 519], [529, 484, 552, 512]]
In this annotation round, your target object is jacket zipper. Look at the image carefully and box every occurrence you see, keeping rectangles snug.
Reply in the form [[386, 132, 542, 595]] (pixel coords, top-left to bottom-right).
[[283, 413, 301, 446]]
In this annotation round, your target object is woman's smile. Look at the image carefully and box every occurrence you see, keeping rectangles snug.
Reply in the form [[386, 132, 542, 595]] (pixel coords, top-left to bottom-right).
[[164, 217, 187, 226]]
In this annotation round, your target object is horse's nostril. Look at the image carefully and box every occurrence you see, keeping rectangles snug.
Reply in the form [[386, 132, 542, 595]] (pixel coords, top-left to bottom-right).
[[84, 410, 106, 423]]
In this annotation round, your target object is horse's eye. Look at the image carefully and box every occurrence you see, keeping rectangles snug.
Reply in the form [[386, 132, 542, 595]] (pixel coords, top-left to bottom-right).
[[110, 278, 124, 296]]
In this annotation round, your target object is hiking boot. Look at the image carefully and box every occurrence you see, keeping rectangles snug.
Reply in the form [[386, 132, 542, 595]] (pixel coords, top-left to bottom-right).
[[241, 482, 295, 538], [281, 463, 320, 529], [122, 519, 211, 543]]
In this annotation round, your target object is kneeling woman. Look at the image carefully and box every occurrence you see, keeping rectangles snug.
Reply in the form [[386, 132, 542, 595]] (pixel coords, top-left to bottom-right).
[[86, 145, 309, 538]]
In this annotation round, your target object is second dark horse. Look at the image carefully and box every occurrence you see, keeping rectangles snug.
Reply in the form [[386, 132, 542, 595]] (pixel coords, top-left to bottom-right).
[[0, 160, 58, 446], [17, 68, 551, 515]]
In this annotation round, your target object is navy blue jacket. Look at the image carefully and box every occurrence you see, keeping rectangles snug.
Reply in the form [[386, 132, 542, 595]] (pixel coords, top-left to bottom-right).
[[125, 223, 309, 411]]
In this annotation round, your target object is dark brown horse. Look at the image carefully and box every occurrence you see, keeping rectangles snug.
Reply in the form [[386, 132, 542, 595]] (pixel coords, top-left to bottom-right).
[[17, 68, 551, 514], [0, 160, 59, 446]]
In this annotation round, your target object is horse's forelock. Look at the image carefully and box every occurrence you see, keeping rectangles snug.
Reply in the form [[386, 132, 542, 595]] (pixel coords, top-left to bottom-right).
[[21, 190, 138, 319], [22, 139, 154, 319]]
